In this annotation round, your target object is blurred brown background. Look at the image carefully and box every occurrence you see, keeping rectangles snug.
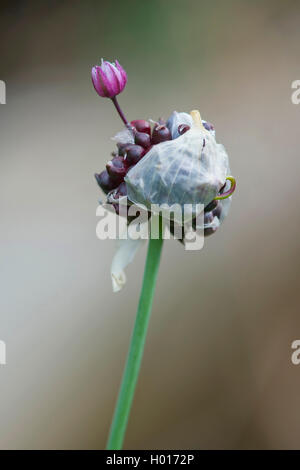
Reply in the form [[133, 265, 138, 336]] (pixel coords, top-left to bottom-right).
[[0, 0, 300, 449]]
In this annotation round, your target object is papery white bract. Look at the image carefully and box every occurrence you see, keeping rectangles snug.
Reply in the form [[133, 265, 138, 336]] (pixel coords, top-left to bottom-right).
[[111, 234, 145, 292], [125, 111, 230, 225], [111, 128, 134, 146]]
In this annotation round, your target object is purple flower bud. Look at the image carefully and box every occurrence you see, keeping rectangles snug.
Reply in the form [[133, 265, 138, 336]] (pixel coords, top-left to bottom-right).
[[91, 59, 127, 98]]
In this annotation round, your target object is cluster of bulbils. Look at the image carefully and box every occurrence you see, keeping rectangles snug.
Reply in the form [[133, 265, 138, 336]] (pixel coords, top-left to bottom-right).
[[95, 117, 222, 237], [92, 59, 236, 240]]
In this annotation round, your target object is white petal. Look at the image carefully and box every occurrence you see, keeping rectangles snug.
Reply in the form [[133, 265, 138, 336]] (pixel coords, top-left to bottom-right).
[[111, 233, 145, 292]]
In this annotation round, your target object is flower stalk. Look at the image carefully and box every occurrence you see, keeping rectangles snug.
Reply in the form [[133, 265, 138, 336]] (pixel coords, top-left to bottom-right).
[[111, 96, 129, 127], [107, 215, 164, 450]]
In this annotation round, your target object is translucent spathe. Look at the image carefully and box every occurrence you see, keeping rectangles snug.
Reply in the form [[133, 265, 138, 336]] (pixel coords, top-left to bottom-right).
[[125, 110, 230, 224]]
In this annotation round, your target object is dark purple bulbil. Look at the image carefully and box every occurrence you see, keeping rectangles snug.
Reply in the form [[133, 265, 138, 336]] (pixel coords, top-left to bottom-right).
[[151, 124, 172, 144], [178, 124, 190, 135], [118, 143, 133, 156], [125, 145, 145, 165], [130, 119, 151, 135], [94, 170, 116, 194], [106, 156, 128, 184], [134, 131, 151, 148]]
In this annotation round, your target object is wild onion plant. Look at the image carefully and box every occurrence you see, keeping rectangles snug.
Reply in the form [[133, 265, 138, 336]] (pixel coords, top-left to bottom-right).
[[92, 59, 236, 449]]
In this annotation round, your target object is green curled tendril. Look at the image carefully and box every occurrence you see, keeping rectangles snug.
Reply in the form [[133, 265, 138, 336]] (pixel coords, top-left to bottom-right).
[[214, 176, 236, 200]]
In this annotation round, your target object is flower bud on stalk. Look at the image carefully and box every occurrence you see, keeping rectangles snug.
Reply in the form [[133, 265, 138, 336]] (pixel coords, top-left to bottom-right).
[[92, 59, 130, 128], [91, 59, 127, 98]]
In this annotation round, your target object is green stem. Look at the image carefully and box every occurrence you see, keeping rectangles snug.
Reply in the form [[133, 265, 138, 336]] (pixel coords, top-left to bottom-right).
[[107, 217, 164, 450]]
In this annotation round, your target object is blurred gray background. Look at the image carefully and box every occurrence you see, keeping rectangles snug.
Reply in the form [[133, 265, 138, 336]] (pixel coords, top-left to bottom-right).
[[0, 0, 300, 449]]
